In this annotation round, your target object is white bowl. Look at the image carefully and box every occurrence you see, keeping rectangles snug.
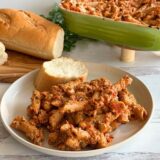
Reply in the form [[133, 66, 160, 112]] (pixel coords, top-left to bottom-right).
[[0, 63, 153, 157]]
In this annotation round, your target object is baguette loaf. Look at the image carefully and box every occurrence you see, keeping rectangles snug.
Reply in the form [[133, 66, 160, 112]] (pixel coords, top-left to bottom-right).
[[0, 9, 64, 59], [35, 57, 88, 91]]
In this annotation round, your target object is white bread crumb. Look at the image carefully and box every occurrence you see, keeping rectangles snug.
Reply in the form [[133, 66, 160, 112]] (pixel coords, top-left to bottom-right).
[[44, 57, 87, 77], [35, 57, 88, 91], [0, 42, 8, 65]]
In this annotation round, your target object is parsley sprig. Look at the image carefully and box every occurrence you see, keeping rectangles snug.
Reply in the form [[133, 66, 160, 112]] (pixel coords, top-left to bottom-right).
[[42, 5, 82, 52]]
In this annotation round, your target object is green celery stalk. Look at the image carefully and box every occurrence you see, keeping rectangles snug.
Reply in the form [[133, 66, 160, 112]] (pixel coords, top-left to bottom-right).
[[60, 7, 160, 51]]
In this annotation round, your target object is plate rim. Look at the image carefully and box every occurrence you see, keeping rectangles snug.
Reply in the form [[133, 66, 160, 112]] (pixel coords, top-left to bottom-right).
[[0, 63, 154, 157]]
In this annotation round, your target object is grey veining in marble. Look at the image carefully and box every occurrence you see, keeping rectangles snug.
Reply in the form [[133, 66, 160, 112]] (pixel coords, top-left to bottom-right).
[[0, 153, 160, 160]]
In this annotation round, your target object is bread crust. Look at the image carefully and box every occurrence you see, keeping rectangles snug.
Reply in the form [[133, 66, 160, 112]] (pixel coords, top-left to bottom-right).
[[35, 66, 88, 91], [34, 59, 88, 91], [0, 9, 64, 59]]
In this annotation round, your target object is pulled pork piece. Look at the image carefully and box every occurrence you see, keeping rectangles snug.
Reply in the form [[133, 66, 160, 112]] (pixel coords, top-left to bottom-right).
[[118, 89, 147, 120], [60, 122, 90, 150], [48, 132, 59, 145], [86, 125, 113, 148], [58, 79, 83, 95], [63, 100, 88, 113], [113, 75, 133, 93], [132, 104, 148, 120], [29, 109, 49, 126], [27, 90, 42, 116], [11, 116, 44, 145], [49, 109, 64, 131]]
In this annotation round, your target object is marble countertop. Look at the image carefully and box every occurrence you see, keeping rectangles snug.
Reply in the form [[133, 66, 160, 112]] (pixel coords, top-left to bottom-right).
[[0, 0, 160, 159], [0, 45, 160, 159]]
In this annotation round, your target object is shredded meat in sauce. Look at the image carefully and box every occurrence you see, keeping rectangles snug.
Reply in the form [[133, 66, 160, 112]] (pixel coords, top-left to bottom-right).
[[61, 0, 160, 28], [11, 75, 147, 150]]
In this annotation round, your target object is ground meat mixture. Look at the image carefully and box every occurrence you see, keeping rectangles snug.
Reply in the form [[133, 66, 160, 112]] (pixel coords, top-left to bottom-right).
[[61, 0, 160, 28], [11, 75, 147, 151]]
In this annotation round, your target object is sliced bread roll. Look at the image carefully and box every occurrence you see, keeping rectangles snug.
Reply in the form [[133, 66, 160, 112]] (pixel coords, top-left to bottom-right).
[[35, 57, 88, 91], [0, 9, 64, 59]]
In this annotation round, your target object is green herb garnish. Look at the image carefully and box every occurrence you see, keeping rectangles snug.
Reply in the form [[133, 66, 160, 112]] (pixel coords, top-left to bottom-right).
[[42, 5, 83, 52]]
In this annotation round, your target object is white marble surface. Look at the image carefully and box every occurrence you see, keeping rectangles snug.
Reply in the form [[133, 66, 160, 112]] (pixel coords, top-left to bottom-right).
[[0, 49, 160, 159], [0, 70, 160, 159], [0, 0, 160, 159]]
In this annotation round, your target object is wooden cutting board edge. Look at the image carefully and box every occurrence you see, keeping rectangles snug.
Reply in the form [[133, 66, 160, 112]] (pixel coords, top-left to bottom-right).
[[0, 50, 44, 83]]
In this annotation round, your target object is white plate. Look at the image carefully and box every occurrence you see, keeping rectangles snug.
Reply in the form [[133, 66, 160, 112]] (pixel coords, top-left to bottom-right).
[[0, 0, 160, 67], [0, 63, 153, 157]]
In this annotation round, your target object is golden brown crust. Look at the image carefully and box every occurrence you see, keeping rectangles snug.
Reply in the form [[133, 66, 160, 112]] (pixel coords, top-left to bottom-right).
[[0, 9, 64, 59], [34, 59, 88, 92]]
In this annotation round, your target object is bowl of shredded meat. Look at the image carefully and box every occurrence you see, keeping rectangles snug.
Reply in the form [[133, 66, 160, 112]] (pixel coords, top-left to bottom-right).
[[0, 63, 153, 157], [60, 0, 160, 50]]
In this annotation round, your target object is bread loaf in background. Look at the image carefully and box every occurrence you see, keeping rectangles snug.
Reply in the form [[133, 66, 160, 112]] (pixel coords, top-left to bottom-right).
[[35, 57, 88, 91], [0, 9, 64, 59]]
